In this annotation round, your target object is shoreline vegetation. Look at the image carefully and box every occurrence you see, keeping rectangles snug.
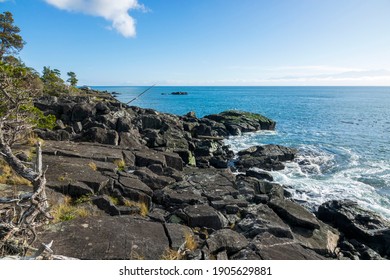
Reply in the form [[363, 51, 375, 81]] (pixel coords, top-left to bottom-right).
[[1, 11, 389, 260]]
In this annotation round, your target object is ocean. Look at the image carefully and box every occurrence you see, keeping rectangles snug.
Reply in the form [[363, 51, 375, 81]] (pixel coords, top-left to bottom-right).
[[93, 86, 390, 218]]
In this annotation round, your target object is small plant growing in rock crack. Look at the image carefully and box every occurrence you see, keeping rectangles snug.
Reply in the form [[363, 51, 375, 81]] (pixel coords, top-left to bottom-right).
[[88, 161, 97, 171], [184, 231, 197, 251], [74, 194, 92, 204], [51, 196, 90, 223], [160, 248, 181, 260], [114, 159, 126, 172], [123, 199, 149, 217], [108, 196, 120, 205]]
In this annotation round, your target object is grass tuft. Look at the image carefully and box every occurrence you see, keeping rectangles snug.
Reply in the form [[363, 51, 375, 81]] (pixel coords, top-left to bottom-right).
[[88, 162, 97, 171], [123, 199, 149, 217], [0, 159, 31, 186], [114, 159, 126, 171], [51, 196, 90, 223], [160, 248, 181, 260], [184, 231, 197, 251]]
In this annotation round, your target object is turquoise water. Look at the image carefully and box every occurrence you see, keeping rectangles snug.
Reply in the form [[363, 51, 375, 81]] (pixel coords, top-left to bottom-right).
[[94, 86, 390, 218]]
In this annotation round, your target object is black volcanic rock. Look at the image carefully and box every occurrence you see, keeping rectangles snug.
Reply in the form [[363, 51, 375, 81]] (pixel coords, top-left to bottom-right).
[[317, 199, 390, 258], [236, 144, 297, 171], [204, 110, 276, 135]]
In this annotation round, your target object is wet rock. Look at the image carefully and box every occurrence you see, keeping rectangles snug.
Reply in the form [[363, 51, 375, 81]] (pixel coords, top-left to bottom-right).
[[209, 156, 228, 169], [246, 168, 274, 181], [317, 199, 390, 257], [236, 144, 297, 171]]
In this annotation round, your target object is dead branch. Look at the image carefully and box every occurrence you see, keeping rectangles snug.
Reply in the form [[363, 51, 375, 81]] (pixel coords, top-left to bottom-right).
[[0, 139, 52, 257]]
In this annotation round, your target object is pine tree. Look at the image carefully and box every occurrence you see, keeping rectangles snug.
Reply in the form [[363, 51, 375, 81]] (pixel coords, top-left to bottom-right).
[[0, 11, 25, 60]]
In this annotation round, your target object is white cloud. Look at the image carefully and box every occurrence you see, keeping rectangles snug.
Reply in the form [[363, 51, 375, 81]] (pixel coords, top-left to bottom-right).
[[45, 0, 146, 37]]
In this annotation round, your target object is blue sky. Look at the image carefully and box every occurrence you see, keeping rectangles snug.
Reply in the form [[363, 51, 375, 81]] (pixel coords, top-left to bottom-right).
[[1, 0, 390, 86]]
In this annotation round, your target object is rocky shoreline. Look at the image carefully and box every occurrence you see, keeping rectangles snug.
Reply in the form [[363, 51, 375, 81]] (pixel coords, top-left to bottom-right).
[[12, 90, 388, 260]]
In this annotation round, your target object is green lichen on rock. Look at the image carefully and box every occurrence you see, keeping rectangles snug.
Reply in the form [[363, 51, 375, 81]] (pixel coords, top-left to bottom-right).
[[220, 110, 273, 124]]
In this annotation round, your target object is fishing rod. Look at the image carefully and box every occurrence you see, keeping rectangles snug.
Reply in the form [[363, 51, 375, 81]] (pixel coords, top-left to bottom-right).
[[126, 84, 156, 105]]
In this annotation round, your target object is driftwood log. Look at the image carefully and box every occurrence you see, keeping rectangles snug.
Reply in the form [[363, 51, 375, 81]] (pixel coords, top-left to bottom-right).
[[0, 127, 51, 256]]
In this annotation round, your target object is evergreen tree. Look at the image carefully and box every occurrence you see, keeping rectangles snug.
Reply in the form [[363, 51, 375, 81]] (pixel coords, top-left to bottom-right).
[[0, 11, 25, 61], [67, 71, 78, 87]]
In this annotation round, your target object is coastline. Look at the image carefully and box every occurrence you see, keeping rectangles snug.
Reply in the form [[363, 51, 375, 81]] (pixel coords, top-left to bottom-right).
[[2, 89, 389, 260]]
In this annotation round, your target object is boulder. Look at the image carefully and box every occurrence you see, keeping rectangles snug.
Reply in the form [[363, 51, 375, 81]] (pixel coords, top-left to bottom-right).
[[141, 114, 163, 130], [135, 150, 166, 168], [206, 229, 249, 254], [116, 117, 133, 132], [184, 205, 226, 230], [95, 102, 110, 115], [162, 152, 184, 171], [71, 103, 96, 122], [82, 127, 119, 145], [317, 200, 390, 257], [236, 144, 297, 171], [291, 222, 339, 256], [246, 168, 274, 181], [119, 132, 143, 148], [269, 198, 320, 230], [204, 110, 276, 134], [164, 223, 195, 251], [238, 204, 293, 238]]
